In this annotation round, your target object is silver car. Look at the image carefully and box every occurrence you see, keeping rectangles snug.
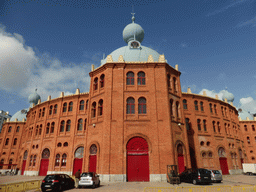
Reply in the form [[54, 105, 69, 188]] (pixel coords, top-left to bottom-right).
[[209, 170, 222, 183], [78, 172, 100, 188]]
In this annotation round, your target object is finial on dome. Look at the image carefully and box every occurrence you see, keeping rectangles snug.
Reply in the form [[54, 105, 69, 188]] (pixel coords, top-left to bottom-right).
[[131, 12, 135, 23]]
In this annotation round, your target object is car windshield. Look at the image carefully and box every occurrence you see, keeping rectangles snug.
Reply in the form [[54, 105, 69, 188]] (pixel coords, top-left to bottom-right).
[[199, 169, 210, 174], [213, 170, 220, 174], [44, 175, 58, 181], [81, 172, 93, 177]]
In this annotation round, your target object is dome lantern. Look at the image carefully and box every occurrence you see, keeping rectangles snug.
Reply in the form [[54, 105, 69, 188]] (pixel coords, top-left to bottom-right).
[[28, 89, 41, 107]]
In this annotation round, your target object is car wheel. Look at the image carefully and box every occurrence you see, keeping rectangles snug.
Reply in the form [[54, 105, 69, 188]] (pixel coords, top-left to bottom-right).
[[192, 179, 197, 185], [92, 182, 96, 189], [217, 180, 221, 183]]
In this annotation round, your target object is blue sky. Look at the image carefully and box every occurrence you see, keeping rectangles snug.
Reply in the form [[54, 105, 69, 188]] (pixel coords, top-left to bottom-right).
[[0, 0, 256, 116]]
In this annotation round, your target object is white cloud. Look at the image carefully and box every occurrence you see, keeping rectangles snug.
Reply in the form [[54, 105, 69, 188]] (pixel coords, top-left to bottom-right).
[[198, 89, 224, 100], [236, 16, 256, 28], [239, 97, 256, 113], [0, 25, 92, 102]]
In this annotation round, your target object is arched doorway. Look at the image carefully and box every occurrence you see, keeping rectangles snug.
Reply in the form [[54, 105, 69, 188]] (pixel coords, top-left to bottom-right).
[[39, 148, 50, 176], [177, 144, 185, 173], [126, 137, 149, 182], [239, 149, 244, 166], [22, 150, 28, 175], [73, 147, 84, 175], [89, 144, 97, 172], [218, 147, 229, 175]]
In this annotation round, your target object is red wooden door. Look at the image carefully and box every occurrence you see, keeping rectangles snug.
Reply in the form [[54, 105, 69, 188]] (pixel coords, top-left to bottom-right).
[[219, 157, 229, 175], [127, 153, 149, 181], [126, 137, 149, 182], [21, 160, 26, 175], [89, 155, 97, 172], [178, 155, 185, 173], [73, 158, 83, 175], [39, 159, 49, 176]]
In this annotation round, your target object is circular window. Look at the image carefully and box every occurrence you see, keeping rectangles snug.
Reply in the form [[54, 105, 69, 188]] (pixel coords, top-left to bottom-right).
[[2, 152, 6, 155], [63, 142, 68, 147], [208, 152, 213, 157], [206, 142, 210, 146], [32, 145, 35, 149], [250, 150, 253, 153], [252, 157, 255, 160], [202, 152, 206, 157], [57, 142, 62, 147], [11, 152, 14, 155], [200, 141, 204, 146], [229, 143, 231, 148]]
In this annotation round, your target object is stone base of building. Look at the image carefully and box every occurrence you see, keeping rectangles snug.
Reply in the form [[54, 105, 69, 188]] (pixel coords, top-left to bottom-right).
[[99, 174, 167, 182], [150, 174, 167, 182], [229, 169, 243, 175], [24, 171, 39, 176]]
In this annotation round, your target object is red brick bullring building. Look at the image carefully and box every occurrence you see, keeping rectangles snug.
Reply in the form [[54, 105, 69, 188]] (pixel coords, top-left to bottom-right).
[[0, 15, 254, 182]]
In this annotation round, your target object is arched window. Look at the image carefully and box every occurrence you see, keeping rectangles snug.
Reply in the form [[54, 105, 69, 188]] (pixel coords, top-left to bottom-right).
[[68, 102, 73, 112], [252, 125, 255, 132], [217, 122, 221, 133], [29, 155, 33, 166], [79, 100, 84, 110], [66, 120, 71, 132], [90, 144, 97, 155], [197, 119, 201, 131], [0, 159, 4, 169], [247, 136, 251, 144], [33, 155, 36, 166], [84, 119, 87, 130], [42, 107, 45, 117], [167, 74, 171, 88], [13, 138, 17, 146], [214, 104, 217, 114], [138, 97, 146, 114], [138, 71, 145, 85], [77, 119, 83, 131], [46, 123, 50, 134], [63, 103, 67, 112], [75, 147, 84, 158], [86, 100, 89, 110], [98, 99, 103, 116], [54, 104, 57, 114], [39, 109, 41, 118], [209, 103, 213, 113], [225, 123, 227, 134], [55, 154, 60, 166], [8, 126, 12, 132], [60, 121, 65, 132], [244, 125, 247, 131], [213, 121, 216, 132], [64, 142, 68, 147], [51, 122, 55, 133], [173, 77, 177, 91], [176, 101, 179, 118], [42, 148, 50, 159], [94, 77, 98, 90], [170, 99, 173, 116], [127, 97, 135, 114], [194, 101, 198, 111], [183, 99, 187, 109], [5, 138, 9, 145], [8, 159, 12, 169], [61, 154, 67, 167], [49, 105, 53, 115], [200, 102, 204, 111], [203, 120, 207, 131], [185, 118, 190, 130], [35, 126, 38, 136], [39, 124, 42, 135], [16, 126, 20, 132], [91, 102, 96, 117], [100, 74, 105, 88], [126, 72, 134, 85], [57, 142, 62, 147]]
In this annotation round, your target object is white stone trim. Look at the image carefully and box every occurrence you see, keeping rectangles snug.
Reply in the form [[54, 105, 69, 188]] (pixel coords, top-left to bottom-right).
[[24, 171, 39, 176], [150, 174, 167, 182], [99, 174, 126, 182], [229, 169, 243, 175]]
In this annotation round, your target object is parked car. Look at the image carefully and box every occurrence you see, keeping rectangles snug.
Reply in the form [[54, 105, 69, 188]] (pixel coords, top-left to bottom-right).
[[78, 172, 100, 188], [179, 168, 212, 185], [208, 169, 222, 183], [41, 174, 75, 192]]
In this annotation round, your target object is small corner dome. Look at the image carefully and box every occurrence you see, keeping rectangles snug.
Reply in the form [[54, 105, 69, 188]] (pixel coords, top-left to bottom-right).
[[222, 88, 234, 102], [123, 22, 144, 44], [28, 89, 41, 106], [10, 109, 28, 122], [238, 109, 253, 120]]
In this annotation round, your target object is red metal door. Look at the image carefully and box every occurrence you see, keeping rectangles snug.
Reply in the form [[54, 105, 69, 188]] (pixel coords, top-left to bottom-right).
[[126, 137, 149, 182], [39, 159, 49, 176], [89, 155, 97, 172], [21, 160, 26, 175], [127, 154, 149, 181], [73, 158, 83, 175], [178, 155, 185, 173], [219, 157, 229, 175]]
